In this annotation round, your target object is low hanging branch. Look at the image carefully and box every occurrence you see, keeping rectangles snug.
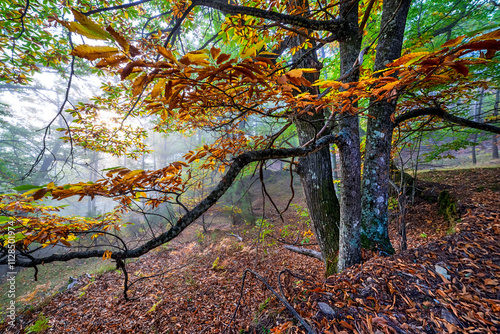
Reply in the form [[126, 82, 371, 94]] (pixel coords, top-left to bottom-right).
[[1, 133, 343, 268]]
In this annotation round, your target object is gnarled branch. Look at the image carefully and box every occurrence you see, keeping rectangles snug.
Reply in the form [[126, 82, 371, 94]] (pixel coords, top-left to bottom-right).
[[394, 107, 500, 134], [2, 133, 342, 268]]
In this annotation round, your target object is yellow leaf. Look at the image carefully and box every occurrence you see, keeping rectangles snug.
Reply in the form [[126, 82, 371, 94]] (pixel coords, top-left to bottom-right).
[[296, 68, 318, 73], [158, 46, 177, 63], [183, 52, 210, 64], [258, 51, 278, 56], [47, 182, 56, 190], [147, 298, 163, 313], [389, 52, 429, 67], [71, 45, 120, 61], [212, 256, 220, 270], [151, 78, 166, 99], [71, 9, 111, 40], [57, 21, 109, 40], [102, 250, 112, 260], [123, 169, 144, 179], [136, 192, 147, 198], [241, 46, 256, 58]]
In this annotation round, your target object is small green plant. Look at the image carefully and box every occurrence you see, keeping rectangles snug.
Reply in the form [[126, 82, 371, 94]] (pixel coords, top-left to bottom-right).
[[300, 229, 314, 245], [147, 298, 163, 313], [254, 218, 274, 244], [388, 196, 399, 211], [196, 229, 205, 244], [258, 297, 271, 313], [291, 204, 311, 229], [26, 313, 50, 333], [420, 232, 427, 238], [279, 224, 293, 238]]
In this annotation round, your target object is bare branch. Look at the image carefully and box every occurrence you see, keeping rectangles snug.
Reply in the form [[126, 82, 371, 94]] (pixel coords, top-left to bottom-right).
[[83, 0, 154, 16], [192, 0, 344, 35], [284, 245, 324, 261], [394, 107, 500, 134]]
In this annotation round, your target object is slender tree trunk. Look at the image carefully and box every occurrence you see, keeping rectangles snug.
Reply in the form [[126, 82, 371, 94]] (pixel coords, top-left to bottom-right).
[[493, 89, 499, 159], [336, 0, 363, 272], [361, 0, 412, 255], [472, 88, 485, 164]]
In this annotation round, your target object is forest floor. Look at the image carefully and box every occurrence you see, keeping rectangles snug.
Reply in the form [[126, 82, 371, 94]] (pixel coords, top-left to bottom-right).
[[1, 167, 499, 334]]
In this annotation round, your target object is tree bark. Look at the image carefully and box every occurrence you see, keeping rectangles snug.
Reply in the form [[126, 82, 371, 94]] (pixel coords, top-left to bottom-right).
[[290, 0, 341, 277], [336, 0, 363, 272], [472, 88, 485, 164], [361, 0, 412, 255]]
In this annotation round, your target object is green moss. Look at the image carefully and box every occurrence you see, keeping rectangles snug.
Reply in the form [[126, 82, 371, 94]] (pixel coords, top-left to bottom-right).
[[325, 256, 338, 277], [437, 190, 457, 222]]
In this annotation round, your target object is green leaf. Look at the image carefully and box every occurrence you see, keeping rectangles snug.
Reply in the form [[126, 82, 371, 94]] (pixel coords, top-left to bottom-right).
[[13, 184, 43, 191]]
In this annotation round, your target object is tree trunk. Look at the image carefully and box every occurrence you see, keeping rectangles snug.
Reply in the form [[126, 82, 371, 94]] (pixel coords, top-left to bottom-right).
[[472, 88, 484, 164], [336, 0, 363, 272], [361, 0, 412, 255], [493, 89, 499, 159], [291, 0, 341, 276]]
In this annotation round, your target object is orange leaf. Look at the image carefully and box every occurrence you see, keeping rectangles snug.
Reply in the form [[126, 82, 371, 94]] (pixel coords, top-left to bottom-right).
[[441, 35, 465, 48], [158, 46, 177, 63], [217, 53, 231, 65], [210, 47, 221, 60], [71, 45, 120, 61], [95, 55, 128, 68], [471, 28, 500, 42], [132, 74, 148, 97], [286, 69, 303, 78]]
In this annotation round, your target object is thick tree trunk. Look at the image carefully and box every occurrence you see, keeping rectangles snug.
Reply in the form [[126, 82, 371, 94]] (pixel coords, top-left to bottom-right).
[[336, 0, 362, 272], [289, 0, 341, 276], [291, 41, 340, 277], [361, 0, 412, 255], [296, 119, 340, 276]]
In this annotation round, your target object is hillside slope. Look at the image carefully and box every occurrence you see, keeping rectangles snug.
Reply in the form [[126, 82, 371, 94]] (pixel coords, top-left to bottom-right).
[[1, 168, 499, 333]]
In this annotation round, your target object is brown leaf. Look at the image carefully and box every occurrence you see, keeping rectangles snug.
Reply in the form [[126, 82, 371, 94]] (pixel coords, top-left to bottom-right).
[[33, 188, 49, 200]]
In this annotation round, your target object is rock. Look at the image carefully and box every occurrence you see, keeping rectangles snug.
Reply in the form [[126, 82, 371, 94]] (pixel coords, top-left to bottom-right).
[[317, 302, 335, 319], [435, 264, 451, 280], [441, 308, 459, 325]]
